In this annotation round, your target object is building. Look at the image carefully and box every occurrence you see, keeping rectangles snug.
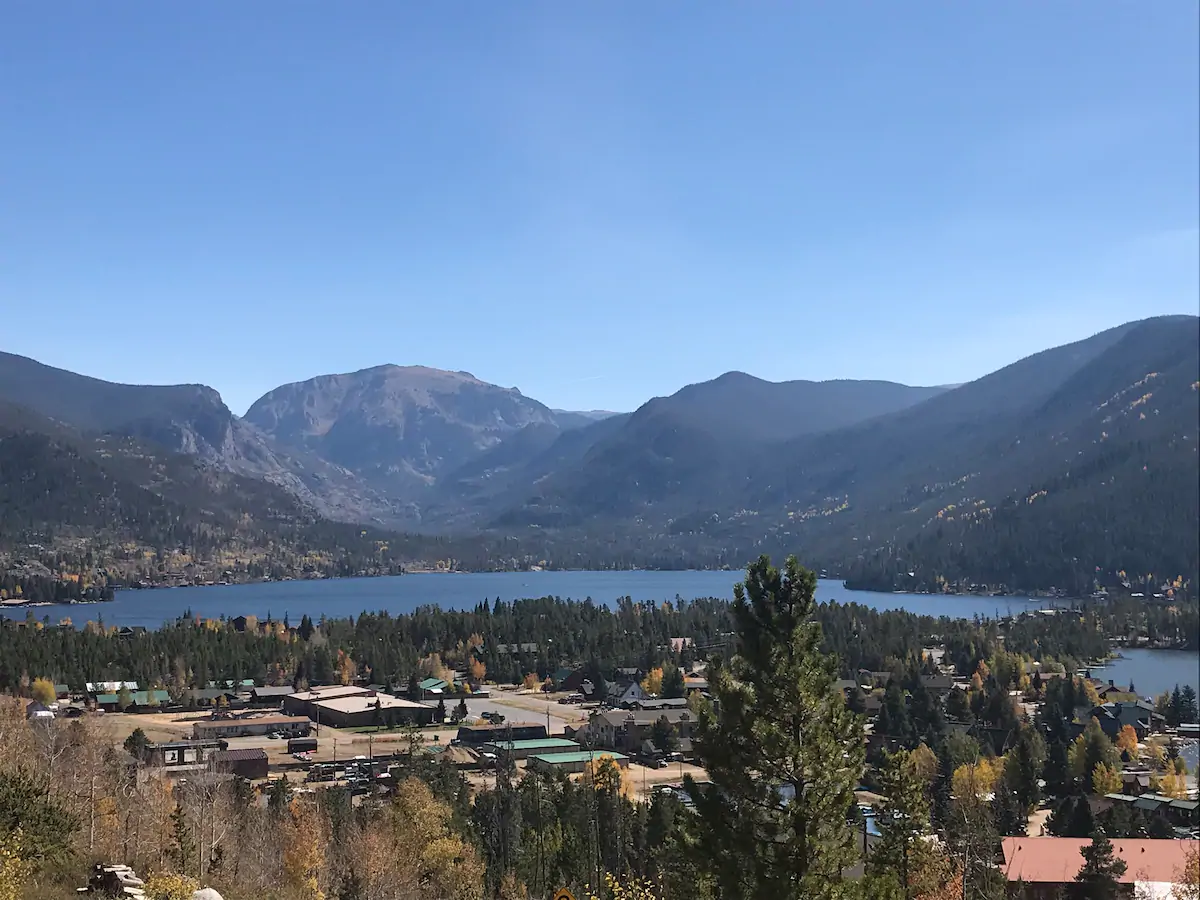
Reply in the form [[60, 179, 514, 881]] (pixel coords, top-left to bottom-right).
[[456, 723, 548, 746], [94, 690, 170, 712], [568, 708, 696, 753], [494, 643, 539, 655], [483, 738, 580, 761], [528, 750, 629, 775], [633, 698, 688, 712], [1084, 700, 1164, 741], [552, 668, 586, 692], [417, 678, 448, 697], [193, 715, 311, 740], [186, 688, 237, 707], [606, 680, 645, 708], [25, 701, 53, 721], [212, 748, 269, 780], [919, 674, 954, 695], [309, 693, 435, 728], [250, 686, 293, 706], [145, 740, 226, 769], [1002, 838, 1198, 899], [283, 685, 372, 719], [1098, 793, 1200, 832], [87, 681, 139, 694]]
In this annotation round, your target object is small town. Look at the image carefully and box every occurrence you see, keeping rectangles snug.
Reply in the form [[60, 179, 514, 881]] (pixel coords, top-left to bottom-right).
[[8, 593, 1198, 898]]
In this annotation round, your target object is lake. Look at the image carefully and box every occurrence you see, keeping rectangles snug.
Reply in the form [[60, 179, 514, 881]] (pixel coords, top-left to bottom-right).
[[24, 570, 1063, 629], [1087, 650, 1200, 701], [14, 570, 1196, 695]]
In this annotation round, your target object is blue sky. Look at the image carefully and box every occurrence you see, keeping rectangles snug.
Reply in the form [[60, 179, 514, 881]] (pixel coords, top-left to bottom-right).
[[3, 4, 1197, 414]]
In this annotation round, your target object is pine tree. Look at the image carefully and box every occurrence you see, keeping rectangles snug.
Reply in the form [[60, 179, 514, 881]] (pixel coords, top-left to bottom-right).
[[686, 555, 865, 900], [662, 665, 686, 699], [1006, 724, 1046, 810], [169, 803, 195, 876], [1181, 685, 1199, 724], [869, 749, 937, 900], [1071, 830, 1126, 900]]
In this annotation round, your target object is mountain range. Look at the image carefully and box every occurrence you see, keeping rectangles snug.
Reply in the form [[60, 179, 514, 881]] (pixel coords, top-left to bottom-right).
[[1, 314, 1196, 592]]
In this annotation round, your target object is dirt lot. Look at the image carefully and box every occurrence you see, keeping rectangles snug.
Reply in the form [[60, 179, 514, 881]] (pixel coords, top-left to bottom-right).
[[95, 710, 200, 745]]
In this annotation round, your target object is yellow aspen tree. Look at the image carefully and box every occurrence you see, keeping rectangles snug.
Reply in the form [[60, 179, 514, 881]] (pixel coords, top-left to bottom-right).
[[1092, 762, 1123, 796], [640, 667, 664, 697], [282, 799, 327, 900]]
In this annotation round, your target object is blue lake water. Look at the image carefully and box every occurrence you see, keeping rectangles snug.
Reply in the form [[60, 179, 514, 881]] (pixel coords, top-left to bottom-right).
[[26, 571, 1060, 628], [1087, 650, 1200, 702], [14, 570, 1197, 695]]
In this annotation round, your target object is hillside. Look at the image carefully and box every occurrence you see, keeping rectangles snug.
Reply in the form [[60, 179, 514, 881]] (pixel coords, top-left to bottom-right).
[[487, 374, 948, 527], [2, 317, 1195, 591], [478, 317, 1198, 591], [0, 400, 501, 599], [244, 364, 567, 506], [0, 352, 400, 525]]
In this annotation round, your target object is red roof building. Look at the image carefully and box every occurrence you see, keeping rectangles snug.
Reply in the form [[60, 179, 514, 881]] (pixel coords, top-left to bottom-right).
[[1003, 838, 1198, 899]]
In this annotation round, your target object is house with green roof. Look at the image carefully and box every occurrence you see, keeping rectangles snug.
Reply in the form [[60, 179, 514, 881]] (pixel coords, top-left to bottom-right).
[[418, 678, 448, 694], [95, 690, 170, 711], [482, 738, 579, 760], [528, 750, 628, 774]]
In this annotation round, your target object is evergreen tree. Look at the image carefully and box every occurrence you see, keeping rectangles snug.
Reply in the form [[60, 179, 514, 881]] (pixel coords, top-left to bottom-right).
[[651, 716, 678, 754], [686, 555, 865, 900], [992, 778, 1027, 837], [1180, 685, 1199, 724], [436, 697, 447, 723], [169, 802, 195, 875], [1006, 724, 1046, 810], [868, 749, 937, 900], [662, 665, 686, 700], [1071, 830, 1127, 900], [879, 681, 916, 748], [455, 697, 469, 722], [1044, 738, 1072, 799], [123, 727, 150, 760], [1047, 794, 1094, 838]]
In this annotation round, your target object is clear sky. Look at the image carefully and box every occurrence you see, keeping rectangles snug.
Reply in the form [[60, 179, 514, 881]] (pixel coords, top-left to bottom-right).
[[3, 4, 1197, 414]]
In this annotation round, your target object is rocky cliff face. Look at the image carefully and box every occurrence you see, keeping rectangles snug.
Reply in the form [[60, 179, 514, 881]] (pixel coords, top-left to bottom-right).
[[0, 351, 400, 524], [244, 365, 561, 498]]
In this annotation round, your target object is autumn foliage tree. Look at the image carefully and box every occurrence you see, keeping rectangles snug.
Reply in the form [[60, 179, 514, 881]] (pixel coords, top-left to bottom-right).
[[334, 650, 357, 686], [640, 667, 664, 697], [29, 678, 56, 706], [282, 799, 327, 900], [1092, 762, 1123, 796], [1116, 724, 1139, 756]]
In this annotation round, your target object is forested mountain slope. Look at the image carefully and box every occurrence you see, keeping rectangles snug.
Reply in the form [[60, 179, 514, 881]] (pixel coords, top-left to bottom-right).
[[488, 374, 947, 527], [0, 401, 497, 598], [0, 352, 399, 524]]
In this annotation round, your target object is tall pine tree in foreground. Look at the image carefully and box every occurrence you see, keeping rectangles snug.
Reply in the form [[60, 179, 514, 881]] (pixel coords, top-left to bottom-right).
[[686, 555, 865, 900]]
